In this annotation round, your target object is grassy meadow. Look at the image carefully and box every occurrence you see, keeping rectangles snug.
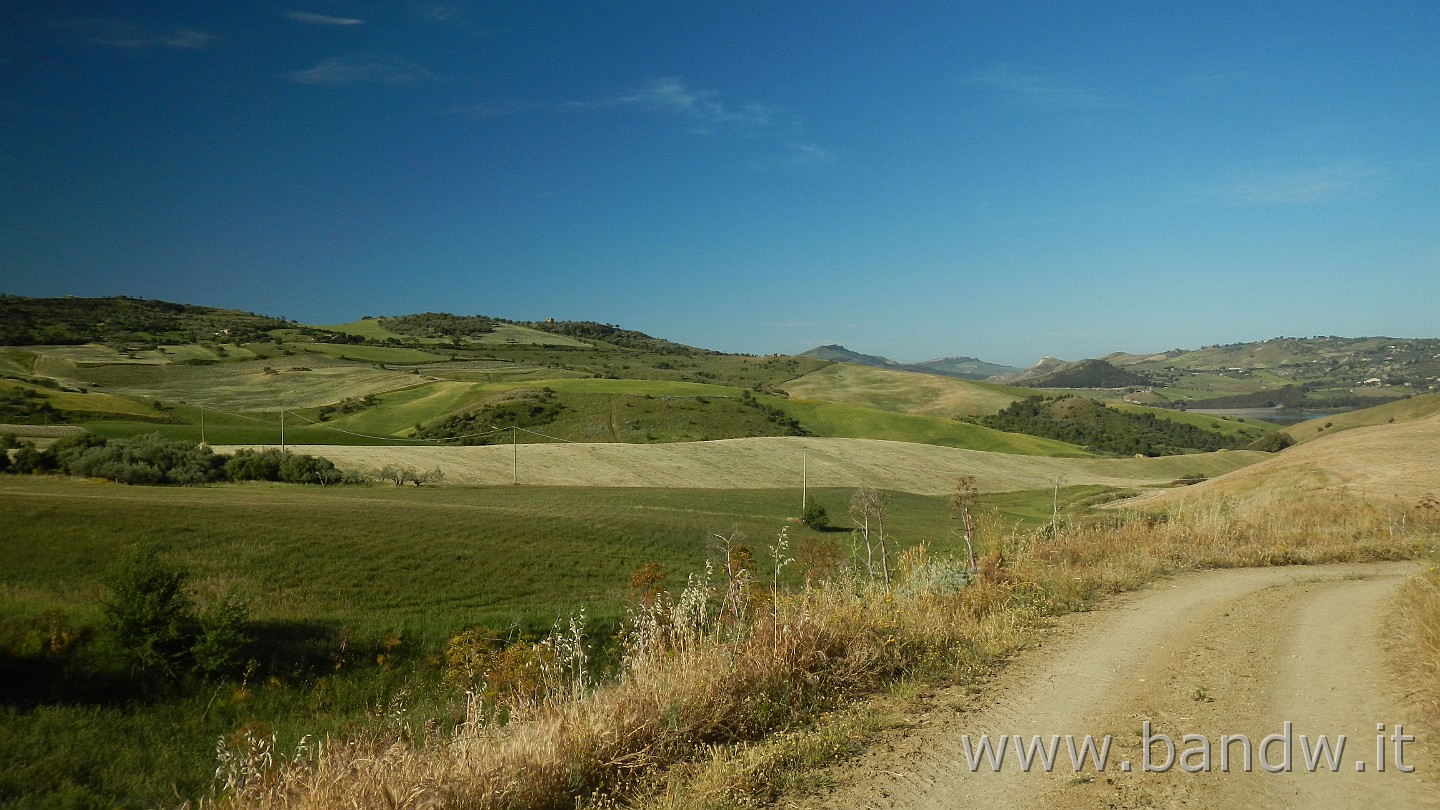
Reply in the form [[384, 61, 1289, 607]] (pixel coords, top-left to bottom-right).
[[0, 474, 1104, 808], [206, 489, 1440, 810]]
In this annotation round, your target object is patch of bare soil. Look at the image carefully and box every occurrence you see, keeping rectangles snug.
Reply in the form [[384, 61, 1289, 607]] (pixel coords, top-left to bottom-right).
[[802, 562, 1438, 809]]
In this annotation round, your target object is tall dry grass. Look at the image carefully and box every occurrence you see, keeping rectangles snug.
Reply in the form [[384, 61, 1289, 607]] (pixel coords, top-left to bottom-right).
[[1395, 496, 1440, 733], [213, 491, 1437, 810]]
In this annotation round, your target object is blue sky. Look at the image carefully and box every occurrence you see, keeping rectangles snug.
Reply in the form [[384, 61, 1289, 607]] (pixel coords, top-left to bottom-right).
[[2, 2, 1437, 366]]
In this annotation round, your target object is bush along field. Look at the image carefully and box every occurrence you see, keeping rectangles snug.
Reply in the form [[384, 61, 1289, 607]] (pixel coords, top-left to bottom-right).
[[0, 432, 346, 485], [4, 473, 1434, 808]]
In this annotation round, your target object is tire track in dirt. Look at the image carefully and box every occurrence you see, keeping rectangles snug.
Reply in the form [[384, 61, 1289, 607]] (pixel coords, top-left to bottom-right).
[[806, 562, 1437, 809]]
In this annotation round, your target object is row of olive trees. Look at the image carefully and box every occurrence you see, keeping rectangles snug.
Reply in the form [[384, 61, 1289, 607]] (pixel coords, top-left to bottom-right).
[[371, 464, 446, 486]]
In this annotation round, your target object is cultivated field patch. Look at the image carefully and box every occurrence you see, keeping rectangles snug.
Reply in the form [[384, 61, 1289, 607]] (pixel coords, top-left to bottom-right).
[[230, 437, 1266, 494]]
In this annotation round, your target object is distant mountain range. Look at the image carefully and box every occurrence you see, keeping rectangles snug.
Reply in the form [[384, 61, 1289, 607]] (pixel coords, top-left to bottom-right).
[[798, 345, 1024, 380], [802, 337, 1440, 398]]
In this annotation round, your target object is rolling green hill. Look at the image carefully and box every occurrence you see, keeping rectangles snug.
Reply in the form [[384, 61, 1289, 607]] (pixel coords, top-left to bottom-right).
[[781, 363, 1029, 418], [4, 295, 1431, 465], [1023, 358, 1152, 389], [0, 295, 290, 346], [969, 395, 1255, 456]]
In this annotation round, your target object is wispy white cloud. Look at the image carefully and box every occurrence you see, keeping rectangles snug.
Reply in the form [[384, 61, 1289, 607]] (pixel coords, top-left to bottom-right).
[[1216, 162, 1384, 204], [412, 3, 457, 24], [285, 11, 364, 26], [68, 19, 215, 50], [284, 55, 435, 86], [969, 64, 1115, 109], [755, 143, 836, 171], [465, 77, 791, 137], [609, 77, 784, 135]]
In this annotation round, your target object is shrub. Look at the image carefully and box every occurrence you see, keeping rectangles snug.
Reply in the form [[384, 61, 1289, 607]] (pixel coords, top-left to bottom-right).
[[801, 500, 829, 530], [279, 453, 340, 485], [100, 549, 199, 681], [62, 433, 226, 485], [10, 442, 54, 474], [225, 448, 285, 482], [191, 593, 254, 678], [100, 549, 252, 684], [1246, 431, 1296, 453]]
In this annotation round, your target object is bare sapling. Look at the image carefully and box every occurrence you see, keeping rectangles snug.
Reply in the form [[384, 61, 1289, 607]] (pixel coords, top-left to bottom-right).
[[850, 484, 892, 589], [714, 530, 754, 630], [768, 527, 794, 653], [950, 475, 979, 571]]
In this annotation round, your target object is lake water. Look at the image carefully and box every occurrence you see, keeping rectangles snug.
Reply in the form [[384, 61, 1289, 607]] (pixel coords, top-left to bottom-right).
[[1185, 408, 1342, 425]]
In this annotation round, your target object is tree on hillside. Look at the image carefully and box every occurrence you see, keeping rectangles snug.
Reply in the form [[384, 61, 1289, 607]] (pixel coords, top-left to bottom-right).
[[801, 500, 829, 530], [1246, 431, 1296, 452]]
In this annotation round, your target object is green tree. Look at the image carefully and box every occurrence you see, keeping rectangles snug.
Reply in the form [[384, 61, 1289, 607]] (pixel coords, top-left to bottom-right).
[[100, 549, 252, 682], [191, 593, 253, 678], [1246, 431, 1296, 452], [801, 500, 828, 530], [279, 452, 339, 485], [101, 549, 198, 680]]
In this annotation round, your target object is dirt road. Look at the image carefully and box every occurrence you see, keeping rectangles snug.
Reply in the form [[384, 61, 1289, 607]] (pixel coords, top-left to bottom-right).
[[808, 562, 1437, 809]]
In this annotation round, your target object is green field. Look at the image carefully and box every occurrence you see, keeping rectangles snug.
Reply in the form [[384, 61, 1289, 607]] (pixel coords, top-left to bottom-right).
[[0, 475, 1091, 807], [298, 342, 453, 364], [770, 396, 1088, 454], [1109, 402, 1277, 440], [0, 477, 1044, 631]]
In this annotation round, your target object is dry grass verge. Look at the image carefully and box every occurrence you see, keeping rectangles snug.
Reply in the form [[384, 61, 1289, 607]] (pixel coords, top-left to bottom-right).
[[213, 492, 1437, 810], [1396, 543, 1440, 732]]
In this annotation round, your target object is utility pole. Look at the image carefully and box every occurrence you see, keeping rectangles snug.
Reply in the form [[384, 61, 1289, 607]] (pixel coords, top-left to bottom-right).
[[280, 407, 286, 452], [511, 425, 518, 485], [199, 404, 206, 445], [802, 449, 808, 512]]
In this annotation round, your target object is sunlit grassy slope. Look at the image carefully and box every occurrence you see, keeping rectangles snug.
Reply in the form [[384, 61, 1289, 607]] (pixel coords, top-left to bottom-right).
[[1122, 409, 1440, 509], [1282, 392, 1440, 443], [781, 363, 1029, 417], [1109, 402, 1277, 440]]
